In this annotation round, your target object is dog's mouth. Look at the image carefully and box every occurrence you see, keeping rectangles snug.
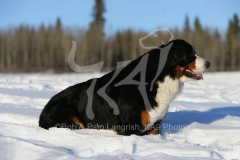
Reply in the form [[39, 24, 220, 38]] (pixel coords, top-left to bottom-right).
[[183, 68, 203, 80]]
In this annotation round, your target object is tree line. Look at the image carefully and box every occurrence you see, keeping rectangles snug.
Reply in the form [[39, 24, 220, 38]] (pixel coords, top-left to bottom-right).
[[0, 0, 239, 73]]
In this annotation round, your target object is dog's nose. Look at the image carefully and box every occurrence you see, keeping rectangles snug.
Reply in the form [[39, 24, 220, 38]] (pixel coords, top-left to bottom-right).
[[205, 61, 211, 68]]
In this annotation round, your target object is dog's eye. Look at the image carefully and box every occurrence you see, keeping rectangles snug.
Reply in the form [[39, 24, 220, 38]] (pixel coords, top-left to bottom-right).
[[188, 54, 196, 61]]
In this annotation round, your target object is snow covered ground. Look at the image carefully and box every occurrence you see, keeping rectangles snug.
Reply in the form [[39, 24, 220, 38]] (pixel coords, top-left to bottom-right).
[[0, 72, 239, 160]]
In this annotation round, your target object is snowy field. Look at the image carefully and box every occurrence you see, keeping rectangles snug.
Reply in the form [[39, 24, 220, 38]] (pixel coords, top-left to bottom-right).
[[0, 72, 240, 160]]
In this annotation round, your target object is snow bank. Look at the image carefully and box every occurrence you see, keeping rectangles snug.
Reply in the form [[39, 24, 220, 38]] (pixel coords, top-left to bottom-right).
[[0, 72, 239, 159]]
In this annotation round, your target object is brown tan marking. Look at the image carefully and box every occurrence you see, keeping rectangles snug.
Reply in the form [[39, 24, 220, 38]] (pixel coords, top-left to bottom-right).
[[188, 61, 196, 71], [141, 110, 150, 127], [176, 60, 197, 79], [72, 116, 85, 129], [147, 128, 158, 135], [175, 65, 185, 79]]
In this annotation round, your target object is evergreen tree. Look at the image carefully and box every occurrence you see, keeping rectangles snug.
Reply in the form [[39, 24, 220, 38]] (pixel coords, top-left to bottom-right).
[[84, 0, 106, 65], [54, 17, 64, 69], [91, 0, 105, 29], [194, 17, 202, 32], [193, 17, 204, 57], [56, 17, 62, 32], [225, 14, 240, 70], [183, 15, 191, 42]]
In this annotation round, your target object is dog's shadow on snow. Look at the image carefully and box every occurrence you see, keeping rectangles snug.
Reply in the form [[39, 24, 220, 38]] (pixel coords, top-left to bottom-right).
[[162, 106, 240, 133]]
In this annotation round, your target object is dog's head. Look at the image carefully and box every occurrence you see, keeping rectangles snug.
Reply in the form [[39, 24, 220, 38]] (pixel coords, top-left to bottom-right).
[[166, 39, 210, 82]]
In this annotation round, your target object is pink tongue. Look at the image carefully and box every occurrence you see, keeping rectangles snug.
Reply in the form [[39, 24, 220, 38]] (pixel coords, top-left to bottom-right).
[[196, 74, 203, 80]]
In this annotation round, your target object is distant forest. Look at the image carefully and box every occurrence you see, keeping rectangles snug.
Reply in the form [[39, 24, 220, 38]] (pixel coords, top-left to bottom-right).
[[0, 0, 239, 73]]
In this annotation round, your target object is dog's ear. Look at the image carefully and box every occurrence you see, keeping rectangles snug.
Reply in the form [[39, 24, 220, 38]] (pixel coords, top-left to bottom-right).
[[166, 40, 193, 67], [177, 54, 188, 67], [166, 52, 177, 67], [165, 49, 188, 68]]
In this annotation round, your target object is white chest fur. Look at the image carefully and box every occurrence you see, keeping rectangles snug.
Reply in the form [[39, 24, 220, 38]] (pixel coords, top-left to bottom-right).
[[148, 76, 183, 126]]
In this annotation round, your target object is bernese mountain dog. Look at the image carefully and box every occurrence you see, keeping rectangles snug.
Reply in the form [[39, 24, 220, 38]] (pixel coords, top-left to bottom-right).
[[39, 39, 210, 136]]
